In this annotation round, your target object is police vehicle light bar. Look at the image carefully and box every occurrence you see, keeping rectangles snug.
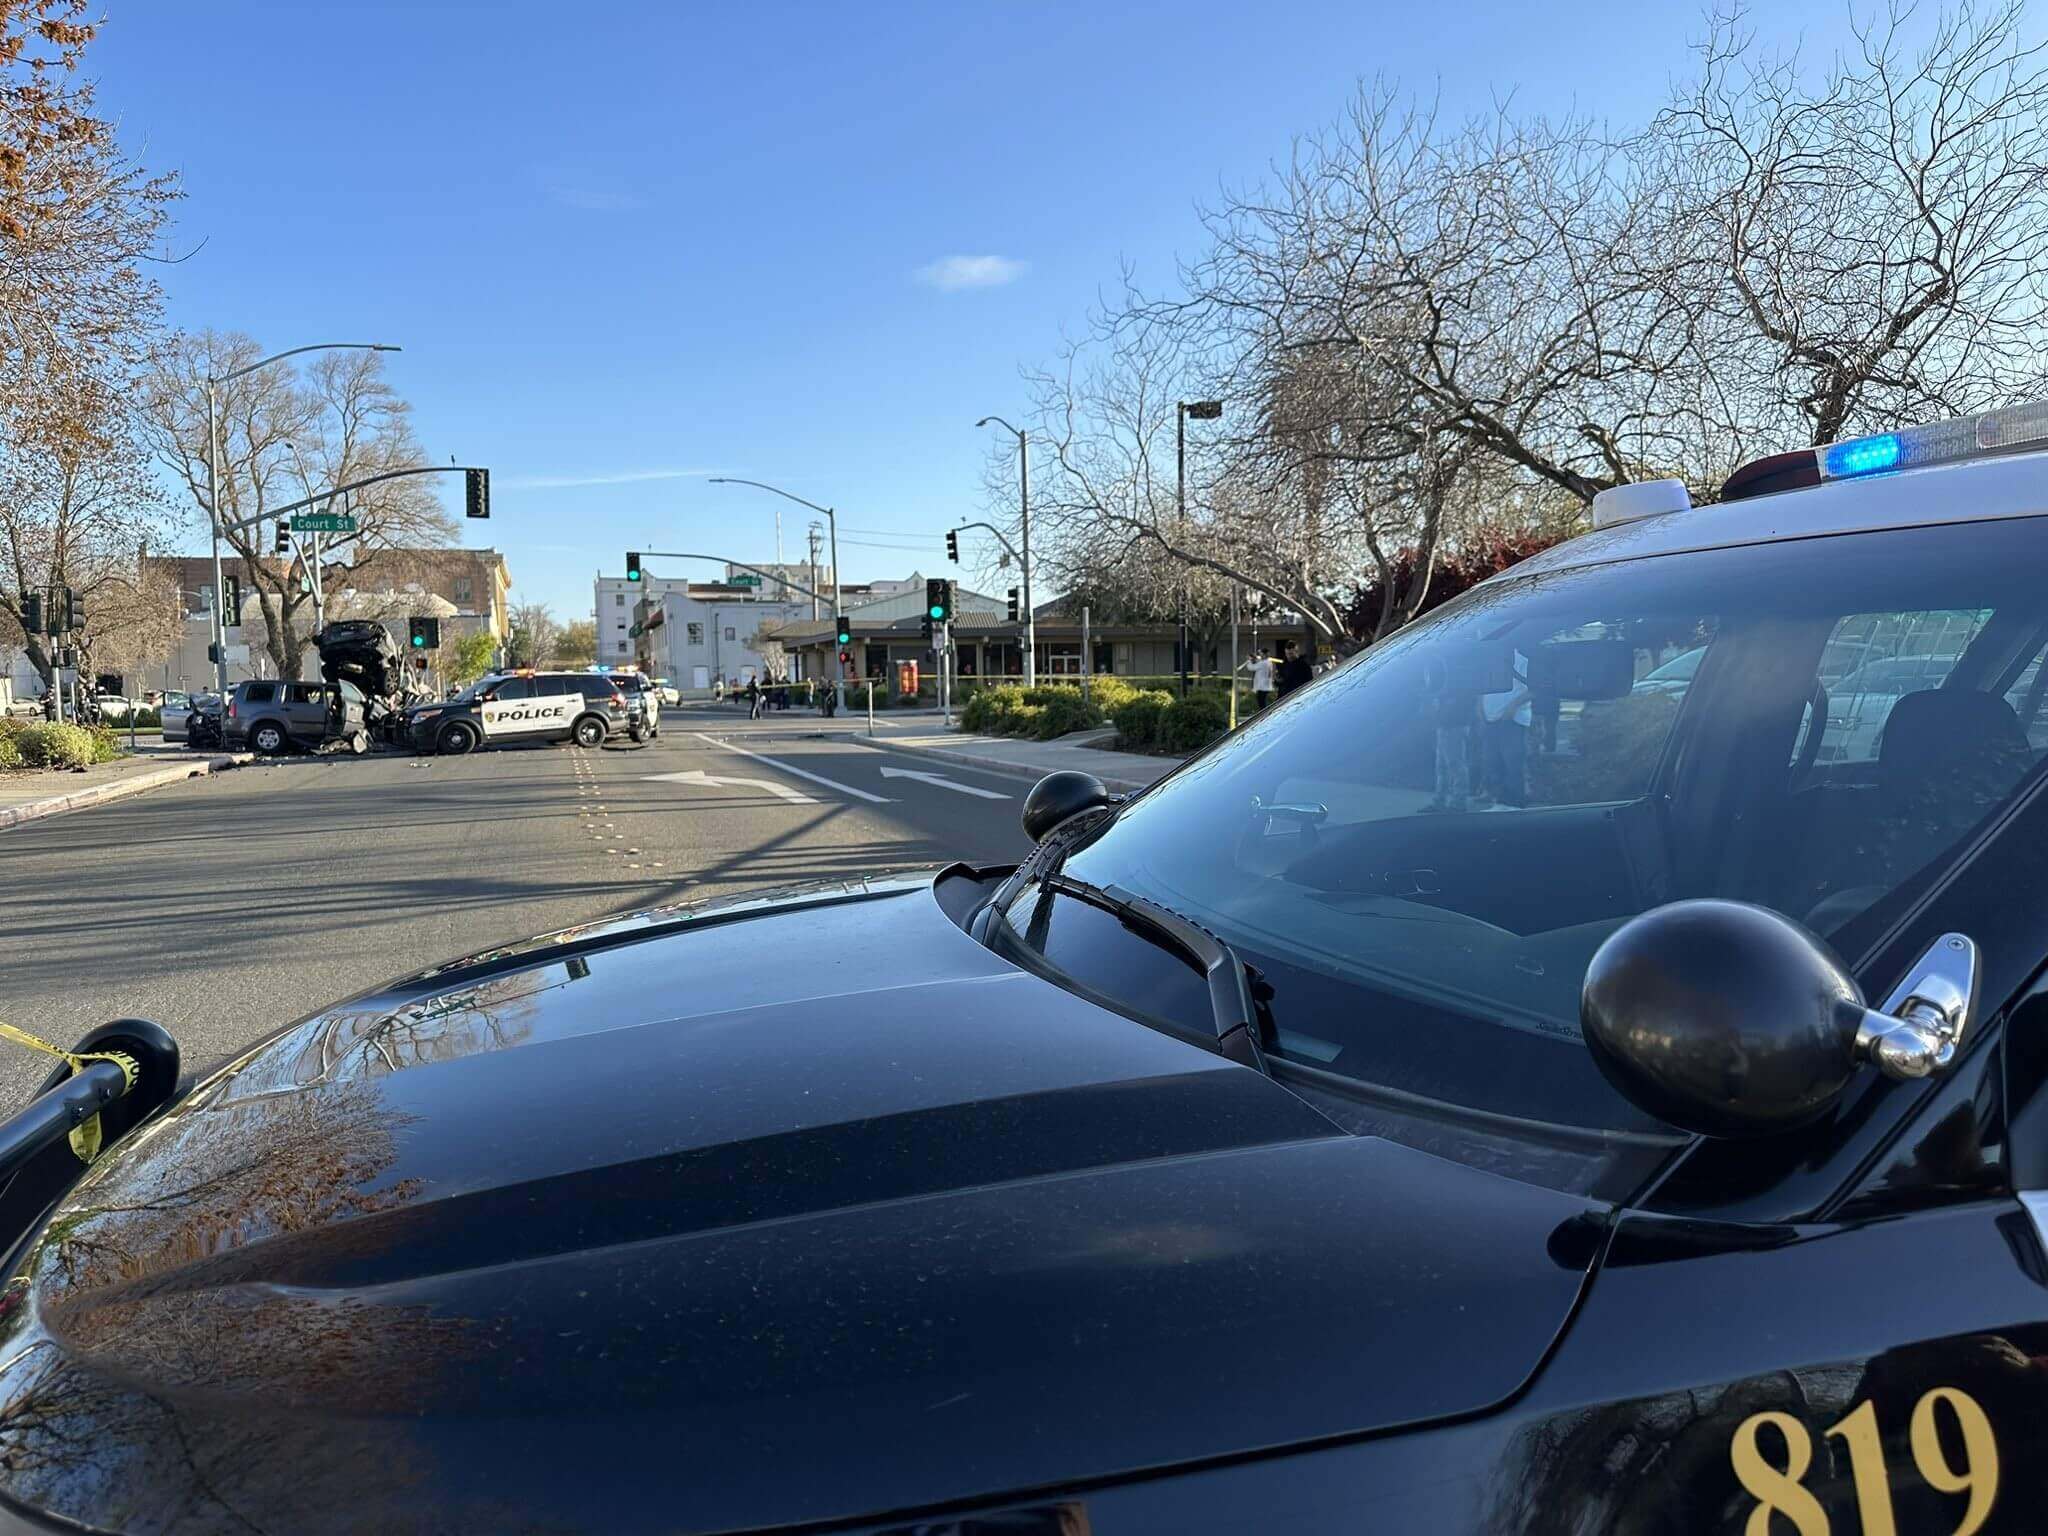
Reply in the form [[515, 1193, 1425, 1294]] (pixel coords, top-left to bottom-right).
[[1820, 400, 2048, 483]]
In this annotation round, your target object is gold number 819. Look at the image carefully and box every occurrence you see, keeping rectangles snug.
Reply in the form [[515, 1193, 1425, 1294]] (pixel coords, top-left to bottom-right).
[[1731, 1386, 1998, 1536]]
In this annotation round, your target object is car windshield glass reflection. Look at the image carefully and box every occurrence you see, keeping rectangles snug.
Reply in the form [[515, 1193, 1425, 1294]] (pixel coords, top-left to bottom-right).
[[1057, 519, 2048, 1137]]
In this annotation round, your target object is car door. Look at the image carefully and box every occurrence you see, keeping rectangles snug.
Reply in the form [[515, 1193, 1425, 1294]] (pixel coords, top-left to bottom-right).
[[282, 681, 326, 740], [529, 675, 580, 737], [476, 676, 536, 740], [1474, 715, 2048, 1535]]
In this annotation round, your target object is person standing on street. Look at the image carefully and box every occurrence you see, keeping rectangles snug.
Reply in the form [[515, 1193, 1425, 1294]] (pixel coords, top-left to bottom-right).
[[713, 676, 725, 705], [1243, 647, 1276, 711], [1275, 641, 1312, 699], [747, 676, 764, 721]]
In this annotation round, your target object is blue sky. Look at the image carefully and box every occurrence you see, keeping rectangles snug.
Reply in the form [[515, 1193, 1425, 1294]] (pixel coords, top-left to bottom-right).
[[100, 0, 1854, 620]]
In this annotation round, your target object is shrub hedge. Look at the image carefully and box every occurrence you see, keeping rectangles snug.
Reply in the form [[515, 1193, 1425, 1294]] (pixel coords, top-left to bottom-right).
[[0, 719, 119, 770]]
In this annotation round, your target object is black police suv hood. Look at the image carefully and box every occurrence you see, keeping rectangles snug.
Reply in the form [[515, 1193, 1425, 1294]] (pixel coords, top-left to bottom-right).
[[0, 881, 1599, 1535]]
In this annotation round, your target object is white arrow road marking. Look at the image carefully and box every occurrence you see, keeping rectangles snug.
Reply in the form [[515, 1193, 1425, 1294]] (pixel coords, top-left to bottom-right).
[[877, 766, 1012, 800], [691, 734, 894, 803], [642, 768, 816, 805]]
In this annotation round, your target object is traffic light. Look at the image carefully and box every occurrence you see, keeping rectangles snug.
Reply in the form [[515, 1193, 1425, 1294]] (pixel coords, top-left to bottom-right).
[[275, 519, 292, 555], [946, 529, 959, 562], [464, 468, 491, 520], [1006, 587, 1020, 623], [223, 576, 242, 627], [838, 647, 852, 666], [834, 614, 852, 646], [57, 588, 79, 634], [409, 616, 440, 651], [20, 591, 41, 637], [926, 577, 952, 625], [625, 551, 642, 583]]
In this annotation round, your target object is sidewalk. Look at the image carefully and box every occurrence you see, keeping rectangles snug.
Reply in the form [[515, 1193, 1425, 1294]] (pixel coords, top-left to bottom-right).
[[0, 743, 254, 831], [855, 726, 1179, 794]]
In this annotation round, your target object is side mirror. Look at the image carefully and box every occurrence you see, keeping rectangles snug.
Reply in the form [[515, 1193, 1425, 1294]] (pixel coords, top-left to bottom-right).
[[1581, 900, 1978, 1138], [1022, 771, 1113, 842]]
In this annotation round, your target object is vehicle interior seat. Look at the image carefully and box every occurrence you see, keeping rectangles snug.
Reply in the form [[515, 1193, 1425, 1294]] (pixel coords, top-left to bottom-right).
[[1800, 688, 2033, 934]]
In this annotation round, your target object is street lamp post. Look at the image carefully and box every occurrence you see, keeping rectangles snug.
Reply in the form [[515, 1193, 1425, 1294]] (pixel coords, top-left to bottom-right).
[[281, 441, 328, 631], [976, 416, 1033, 686], [706, 478, 843, 708], [203, 342, 400, 691], [1177, 400, 1224, 697]]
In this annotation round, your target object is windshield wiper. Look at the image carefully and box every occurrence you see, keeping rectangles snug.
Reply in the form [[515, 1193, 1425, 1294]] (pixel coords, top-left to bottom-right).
[[1036, 872, 1271, 1074]]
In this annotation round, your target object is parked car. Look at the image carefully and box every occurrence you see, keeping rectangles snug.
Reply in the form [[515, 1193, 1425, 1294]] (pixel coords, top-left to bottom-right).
[[224, 679, 368, 755], [654, 676, 681, 706]]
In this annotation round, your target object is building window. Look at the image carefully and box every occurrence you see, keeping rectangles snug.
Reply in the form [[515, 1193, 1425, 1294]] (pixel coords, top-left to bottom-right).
[[453, 577, 473, 606], [687, 622, 703, 643], [616, 640, 630, 654], [615, 593, 625, 607], [724, 626, 736, 641]]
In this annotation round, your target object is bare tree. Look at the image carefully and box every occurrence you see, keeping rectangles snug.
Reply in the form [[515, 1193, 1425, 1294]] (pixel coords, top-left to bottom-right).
[[506, 600, 561, 667], [0, 376, 176, 686], [1023, 300, 1360, 647], [145, 334, 456, 678], [1654, 2, 2048, 452]]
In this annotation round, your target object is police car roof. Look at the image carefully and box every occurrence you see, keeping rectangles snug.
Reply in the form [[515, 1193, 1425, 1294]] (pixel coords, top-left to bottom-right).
[[1510, 439, 2048, 583]]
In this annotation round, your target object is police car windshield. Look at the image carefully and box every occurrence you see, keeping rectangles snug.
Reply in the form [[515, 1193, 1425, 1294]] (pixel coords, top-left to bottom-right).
[[1056, 517, 2048, 1141]]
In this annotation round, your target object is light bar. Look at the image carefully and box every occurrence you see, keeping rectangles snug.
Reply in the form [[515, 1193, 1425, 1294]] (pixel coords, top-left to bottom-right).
[[1819, 400, 2048, 482]]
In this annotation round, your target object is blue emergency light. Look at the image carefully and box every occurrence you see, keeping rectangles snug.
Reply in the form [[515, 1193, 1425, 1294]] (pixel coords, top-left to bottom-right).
[[1822, 434, 1901, 479]]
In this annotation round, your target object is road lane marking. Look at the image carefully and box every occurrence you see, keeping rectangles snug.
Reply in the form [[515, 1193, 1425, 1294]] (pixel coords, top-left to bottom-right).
[[642, 768, 817, 805], [690, 734, 893, 803], [877, 766, 1011, 800]]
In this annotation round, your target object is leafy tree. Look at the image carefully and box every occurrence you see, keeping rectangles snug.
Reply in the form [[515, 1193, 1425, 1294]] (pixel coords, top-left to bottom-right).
[[447, 629, 497, 686], [555, 619, 597, 666]]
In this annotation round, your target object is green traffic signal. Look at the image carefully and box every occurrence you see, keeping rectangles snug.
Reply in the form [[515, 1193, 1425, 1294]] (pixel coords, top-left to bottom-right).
[[625, 552, 642, 582]]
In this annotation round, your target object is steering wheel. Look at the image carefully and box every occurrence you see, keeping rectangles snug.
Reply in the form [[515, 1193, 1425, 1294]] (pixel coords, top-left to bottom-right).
[[1791, 679, 1828, 787]]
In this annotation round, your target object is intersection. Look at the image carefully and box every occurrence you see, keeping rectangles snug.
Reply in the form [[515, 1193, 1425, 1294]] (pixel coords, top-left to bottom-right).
[[0, 705, 1036, 1100]]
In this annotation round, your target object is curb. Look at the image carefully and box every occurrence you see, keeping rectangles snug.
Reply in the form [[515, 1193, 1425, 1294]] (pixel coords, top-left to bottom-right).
[[845, 734, 1169, 795], [0, 753, 255, 832]]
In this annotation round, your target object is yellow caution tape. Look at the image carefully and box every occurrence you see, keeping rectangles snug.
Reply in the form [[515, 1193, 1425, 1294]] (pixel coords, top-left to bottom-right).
[[0, 1023, 138, 1164]]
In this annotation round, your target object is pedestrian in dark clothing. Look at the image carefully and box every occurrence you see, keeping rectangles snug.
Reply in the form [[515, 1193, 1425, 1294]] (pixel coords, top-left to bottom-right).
[[747, 678, 764, 720], [1275, 642, 1313, 698]]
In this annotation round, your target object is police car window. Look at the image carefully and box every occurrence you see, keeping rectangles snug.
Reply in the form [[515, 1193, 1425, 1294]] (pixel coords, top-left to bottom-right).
[[493, 678, 534, 701], [1805, 609, 1991, 766], [1052, 519, 2047, 1152]]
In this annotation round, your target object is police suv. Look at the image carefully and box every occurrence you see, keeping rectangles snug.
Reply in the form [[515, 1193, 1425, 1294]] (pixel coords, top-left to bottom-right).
[[403, 670, 628, 754], [20, 403, 2048, 1535]]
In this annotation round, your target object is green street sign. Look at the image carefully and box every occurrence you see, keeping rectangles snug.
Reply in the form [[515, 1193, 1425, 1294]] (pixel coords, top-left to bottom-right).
[[294, 512, 357, 534], [730, 573, 762, 587]]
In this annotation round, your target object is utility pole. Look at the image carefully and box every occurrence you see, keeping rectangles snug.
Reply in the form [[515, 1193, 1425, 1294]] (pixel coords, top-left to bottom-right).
[[976, 416, 1034, 685], [1177, 399, 1224, 698], [806, 525, 821, 621]]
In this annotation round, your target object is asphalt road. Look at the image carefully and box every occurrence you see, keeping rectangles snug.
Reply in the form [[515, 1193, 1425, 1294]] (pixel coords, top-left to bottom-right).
[[0, 703, 1036, 1100]]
